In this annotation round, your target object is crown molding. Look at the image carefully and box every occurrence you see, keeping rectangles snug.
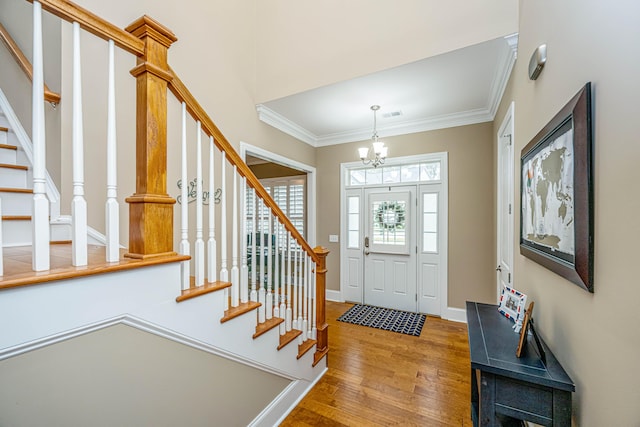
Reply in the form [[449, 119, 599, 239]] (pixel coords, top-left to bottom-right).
[[256, 104, 318, 146], [257, 35, 519, 148], [487, 33, 518, 119]]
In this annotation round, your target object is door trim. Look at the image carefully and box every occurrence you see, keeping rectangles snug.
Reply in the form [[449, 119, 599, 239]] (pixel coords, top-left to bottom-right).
[[496, 102, 515, 302], [340, 152, 449, 318], [240, 142, 316, 247]]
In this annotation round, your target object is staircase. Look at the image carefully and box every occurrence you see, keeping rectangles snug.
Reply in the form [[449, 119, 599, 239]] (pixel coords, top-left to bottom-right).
[[0, 122, 33, 246], [0, 1, 329, 424]]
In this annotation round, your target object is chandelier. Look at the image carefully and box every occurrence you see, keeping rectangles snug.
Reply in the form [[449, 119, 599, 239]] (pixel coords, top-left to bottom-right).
[[358, 105, 388, 168]]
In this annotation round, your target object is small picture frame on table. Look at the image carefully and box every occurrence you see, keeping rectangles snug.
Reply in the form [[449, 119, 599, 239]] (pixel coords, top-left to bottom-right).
[[498, 286, 527, 330]]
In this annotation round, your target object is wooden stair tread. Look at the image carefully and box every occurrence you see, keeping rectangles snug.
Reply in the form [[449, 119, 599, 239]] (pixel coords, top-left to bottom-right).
[[2, 215, 30, 221], [253, 316, 284, 339], [0, 163, 27, 170], [0, 144, 17, 151], [221, 300, 261, 323], [0, 127, 8, 132], [278, 328, 302, 350], [176, 278, 231, 302], [0, 243, 189, 290], [297, 339, 317, 359], [0, 187, 32, 193]]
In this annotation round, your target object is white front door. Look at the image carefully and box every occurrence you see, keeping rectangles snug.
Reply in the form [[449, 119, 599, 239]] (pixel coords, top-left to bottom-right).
[[363, 186, 417, 312], [497, 103, 515, 298]]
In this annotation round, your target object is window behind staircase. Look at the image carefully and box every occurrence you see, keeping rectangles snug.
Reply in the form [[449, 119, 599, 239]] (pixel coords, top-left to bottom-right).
[[246, 176, 306, 250]]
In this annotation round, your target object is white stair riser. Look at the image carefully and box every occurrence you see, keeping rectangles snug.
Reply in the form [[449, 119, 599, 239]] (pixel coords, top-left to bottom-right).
[[0, 191, 33, 216], [2, 219, 31, 246], [0, 131, 7, 146], [0, 147, 17, 164], [0, 167, 28, 188]]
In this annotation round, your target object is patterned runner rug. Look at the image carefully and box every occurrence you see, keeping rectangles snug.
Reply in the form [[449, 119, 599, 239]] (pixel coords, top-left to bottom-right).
[[337, 304, 426, 336]]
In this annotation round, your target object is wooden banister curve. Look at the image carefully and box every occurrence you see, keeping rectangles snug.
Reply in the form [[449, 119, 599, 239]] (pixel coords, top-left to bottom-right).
[[26, 0, 145, 56], [0, 22, 61, 104], [167, 67, 319, 264]]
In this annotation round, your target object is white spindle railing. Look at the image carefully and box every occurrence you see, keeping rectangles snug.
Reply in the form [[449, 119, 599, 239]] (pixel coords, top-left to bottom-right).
[[279, 222, 286, 334], [265, 206, 273, 320], [250, 188, 257, 302], [220, 152, 228, 309], [31, 0, 50, 272], [179, 102, 190, 290], [194, 122, 205, 286], [231, 166, 239, 307], [240, 176, 248, 303], [207, 136, 217, 283], [105, 39, 119, 263], [71, 21, 87, 267], [273, 220, 280, 320], [285, 231, 292, 331], [257, 198, 266, 323]]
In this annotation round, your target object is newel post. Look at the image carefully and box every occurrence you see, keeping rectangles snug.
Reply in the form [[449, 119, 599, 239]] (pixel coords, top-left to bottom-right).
[[313, 246, 330, 366], [124, 16, 178, 258]]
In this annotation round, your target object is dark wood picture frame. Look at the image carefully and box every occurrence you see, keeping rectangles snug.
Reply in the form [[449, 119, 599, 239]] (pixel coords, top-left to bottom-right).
[[520, 82, 594, 292], [516, 301, 534, 357]]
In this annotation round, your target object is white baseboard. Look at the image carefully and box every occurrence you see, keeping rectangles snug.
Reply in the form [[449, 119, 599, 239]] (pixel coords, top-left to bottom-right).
[[325, 289, 342, 302], [251, 367, 328, 427], [443, 306, 467, 323]]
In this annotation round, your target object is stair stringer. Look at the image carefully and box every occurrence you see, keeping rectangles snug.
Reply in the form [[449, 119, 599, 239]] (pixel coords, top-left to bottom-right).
[[0, 264, 326, 424], [0, 88, 60, 219]]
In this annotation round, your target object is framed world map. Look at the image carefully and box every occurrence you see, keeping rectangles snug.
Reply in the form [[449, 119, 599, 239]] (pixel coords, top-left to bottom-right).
[[520, 83, 594, 293]]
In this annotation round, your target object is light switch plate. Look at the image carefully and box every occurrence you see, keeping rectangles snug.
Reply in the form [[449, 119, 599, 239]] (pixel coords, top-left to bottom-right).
[[329, 234, 339, 243]]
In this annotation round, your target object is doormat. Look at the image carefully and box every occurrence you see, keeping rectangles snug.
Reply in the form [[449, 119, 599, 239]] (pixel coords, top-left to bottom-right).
[[337, 304, 426, 337]]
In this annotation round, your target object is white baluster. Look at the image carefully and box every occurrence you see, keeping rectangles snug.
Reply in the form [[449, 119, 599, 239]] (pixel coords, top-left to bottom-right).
[[311, 259, 317, 340], [273, 221, 280, 319], [71, 22, 87, 267], [250, 188, 257, 302], [265, 206, 273, 320], [306, 253, 312, 340], [105, 39, 119, 263], [257, 198, 266, 323], [292, 243, 298, 331], [301, 253, 309, 342], [279, 223, 286, 334], [32, 1, 50, 271], [298, 250, 305, 344], [240, 177, 248, 303], [285, 232, 292, 332], [194, 122, 204, 286], [207, 136, 216, 283], [179, 102, 190, 290], [220, 152, 228, 309], [231, 166, 239, 307]]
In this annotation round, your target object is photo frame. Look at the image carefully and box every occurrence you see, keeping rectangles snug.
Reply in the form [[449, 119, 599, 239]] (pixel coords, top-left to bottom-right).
[[516, 301, 534, 358], [497, 286, 527, 324], [520, 82, 594, 293]]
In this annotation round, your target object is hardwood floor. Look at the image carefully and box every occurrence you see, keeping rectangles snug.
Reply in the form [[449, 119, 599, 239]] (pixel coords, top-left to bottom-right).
[[281, 301, 472, 427]]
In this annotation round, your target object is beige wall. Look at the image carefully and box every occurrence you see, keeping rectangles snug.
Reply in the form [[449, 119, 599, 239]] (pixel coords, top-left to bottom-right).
[[0, 324, 290, 425], [255, 0, 519, 103], [494, 0, 640, 424], [250, 162, 306, 179], [317, 122, 496, 309]]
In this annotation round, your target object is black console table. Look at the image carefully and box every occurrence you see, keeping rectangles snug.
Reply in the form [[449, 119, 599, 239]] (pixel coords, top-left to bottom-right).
[[466, 302, 574, 426]]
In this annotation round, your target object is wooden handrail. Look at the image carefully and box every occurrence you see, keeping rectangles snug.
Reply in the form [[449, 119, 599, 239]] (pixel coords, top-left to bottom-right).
[[0, 22, 61, 104], [26, 0, 145, 56], [167, 67, 319, 265]]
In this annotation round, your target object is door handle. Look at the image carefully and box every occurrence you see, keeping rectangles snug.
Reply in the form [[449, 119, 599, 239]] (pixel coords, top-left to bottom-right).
[[496, 265, 502, 272], [364, 248, 370, 256]]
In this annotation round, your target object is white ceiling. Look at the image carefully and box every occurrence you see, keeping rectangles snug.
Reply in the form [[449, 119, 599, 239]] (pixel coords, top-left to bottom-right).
[[257, 34, 518, 147]]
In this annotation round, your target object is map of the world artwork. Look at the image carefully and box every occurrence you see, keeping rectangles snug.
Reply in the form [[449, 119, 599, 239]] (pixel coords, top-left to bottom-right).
[[521, 123, 574, 259]]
